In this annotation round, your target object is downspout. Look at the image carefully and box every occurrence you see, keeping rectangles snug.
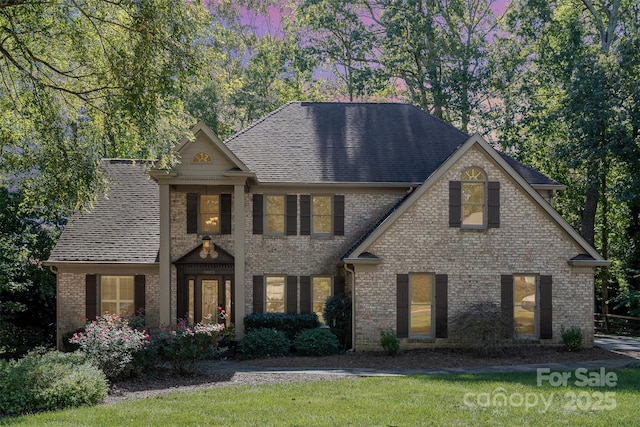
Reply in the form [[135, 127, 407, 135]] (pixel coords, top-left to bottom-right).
[[343, 263, 356, 352]]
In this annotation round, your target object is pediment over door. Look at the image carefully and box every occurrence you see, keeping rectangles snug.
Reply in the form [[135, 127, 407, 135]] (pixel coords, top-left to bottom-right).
[[174, 243, 234, 266]]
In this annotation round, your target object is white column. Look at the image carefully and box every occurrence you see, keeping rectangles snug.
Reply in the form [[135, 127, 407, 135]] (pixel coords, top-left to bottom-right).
[[234, 184, 246, 337], [159, 183, 171, 325]]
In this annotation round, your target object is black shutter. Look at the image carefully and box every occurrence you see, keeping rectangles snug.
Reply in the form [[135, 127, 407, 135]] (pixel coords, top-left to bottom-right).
[[253, 194, 263, 235], [286, 276, 298, 314], [253, 275, 264, 313], [86, 274, 98, 321], [333, 195, 345, 236], [300, 195, 311, 235], [220, 194, 232, 234], [286, 195, 297, 236], [501, 275, 514, 338], [449, 181, 462, 227], [539, 275, 553, 339], [187, 193, 199, 234], [176, 272, 188, 321], [333, 276, 345, 297], [300, 276, 311, 314], [488, 182, 500, 228], [435, 274, 448, 338], [134, 275, 145, 315], [397, 274, 409, 338]]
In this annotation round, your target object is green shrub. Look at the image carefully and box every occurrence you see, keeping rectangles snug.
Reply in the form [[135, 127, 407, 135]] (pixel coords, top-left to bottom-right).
[[147, 320, 227, 375], [294, 328, 339, 356], [69, 313, 148, 379], [244, 313, 319, 342], [380, 329, 400, 356], [561, 326, 583, 351], [449, 301, 512, 356], [323, 295, 352, 350], [0, 350, 107, 416], [239, 328, 290, 360]]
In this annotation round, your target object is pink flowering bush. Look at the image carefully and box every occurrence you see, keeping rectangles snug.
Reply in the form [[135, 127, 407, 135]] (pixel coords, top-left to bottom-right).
[[148, 319, 227, 375], [69, 313, 148, 380]]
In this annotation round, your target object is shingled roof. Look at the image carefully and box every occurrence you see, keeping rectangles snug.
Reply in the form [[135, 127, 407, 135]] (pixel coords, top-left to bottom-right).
[[48, 160, 159, 263], [225, 102, 561, 187]]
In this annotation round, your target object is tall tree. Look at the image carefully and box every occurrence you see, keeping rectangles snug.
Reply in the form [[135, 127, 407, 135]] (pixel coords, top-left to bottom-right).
[[365, 0, 497, 133], [0, 0, 211, 213], [491, 0, 640, 317]]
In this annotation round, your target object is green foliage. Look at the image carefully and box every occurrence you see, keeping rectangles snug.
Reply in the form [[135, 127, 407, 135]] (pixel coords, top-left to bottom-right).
[[0, 188, 59, 359], [560, 326, 583, 352], [70, 314, 148, 380], [323, 295, 352, 351], [379, 329, 400, 356], [239, 328, 290, 360], [244, 313, 320, 342], [614, 289, 640, 317], [294, 328, 339, 356], [0, 350, 107, 416], [449, 301, 512, 356], [145, 320, 227, 375]]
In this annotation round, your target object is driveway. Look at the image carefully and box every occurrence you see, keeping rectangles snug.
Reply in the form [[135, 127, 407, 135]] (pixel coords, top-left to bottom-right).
[[595, 334, 640, 353]]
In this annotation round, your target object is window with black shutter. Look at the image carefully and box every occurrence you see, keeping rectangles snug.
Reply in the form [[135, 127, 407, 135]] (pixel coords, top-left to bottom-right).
[[187, 193, 232, 235], [449, 168, 499, 230]]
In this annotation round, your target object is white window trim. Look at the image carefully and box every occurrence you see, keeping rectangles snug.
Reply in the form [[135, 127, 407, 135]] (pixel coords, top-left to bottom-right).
[[99, 275, 135, 316]]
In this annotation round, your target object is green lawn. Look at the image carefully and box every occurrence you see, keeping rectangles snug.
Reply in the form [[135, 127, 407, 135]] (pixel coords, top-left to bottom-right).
[[3, 369, 639, 426]]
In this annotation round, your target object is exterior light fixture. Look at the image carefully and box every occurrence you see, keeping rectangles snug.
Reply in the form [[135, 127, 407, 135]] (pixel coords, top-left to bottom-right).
[[199, 235, 218, 259]]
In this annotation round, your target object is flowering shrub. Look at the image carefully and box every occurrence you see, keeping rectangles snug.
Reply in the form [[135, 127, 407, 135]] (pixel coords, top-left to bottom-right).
[[148, 320, 227, 375], [69, 313, 148, 380]]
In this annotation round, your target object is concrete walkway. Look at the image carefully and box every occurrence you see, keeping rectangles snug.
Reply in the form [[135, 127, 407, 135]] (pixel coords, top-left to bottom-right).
[[201, 335, 640, 377]]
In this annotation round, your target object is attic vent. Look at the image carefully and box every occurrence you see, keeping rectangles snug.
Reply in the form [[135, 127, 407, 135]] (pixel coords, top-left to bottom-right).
[[192, 152, 212, 163]]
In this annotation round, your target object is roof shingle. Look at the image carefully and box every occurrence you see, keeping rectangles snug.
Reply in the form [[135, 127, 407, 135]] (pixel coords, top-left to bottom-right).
[[48, 160, 159, 263]]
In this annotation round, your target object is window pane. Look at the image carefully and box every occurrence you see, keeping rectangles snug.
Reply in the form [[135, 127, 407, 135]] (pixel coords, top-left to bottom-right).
[[312, 196, 331, 215], [265, 195, 285, 234], [312, 277, 332, 323], [410, 274, 432, 336], [188, 279, 195, 324], [312, 196, 332, 234], [313, 215, 332, 234], [201, 195, 220, 233], [266, 276, 285, 313], [410, 306, 431, 335], [411, 274, 432, 304], [514, 275, 536, 337], [202, 280, 218, 321], [463, 168, 485, 181], [101, 276, 134, 315], [462, 181, 484, 226]]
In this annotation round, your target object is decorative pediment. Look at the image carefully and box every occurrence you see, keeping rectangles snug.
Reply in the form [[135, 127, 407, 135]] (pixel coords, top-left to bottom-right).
[[174, 243, 234, 265]]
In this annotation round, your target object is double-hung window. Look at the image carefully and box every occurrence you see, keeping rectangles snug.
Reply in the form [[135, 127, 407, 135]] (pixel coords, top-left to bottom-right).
[[265, 276, 286, 313], [200, 195, 221, 234], [101, 276, 134, 315], [265, 195, 286, 235], [409, 273, 434, 337], [513, 274, 537, 337], [312, 276, 332, 323], [461, 168, 486, 228], [311, 195, 333, 235]]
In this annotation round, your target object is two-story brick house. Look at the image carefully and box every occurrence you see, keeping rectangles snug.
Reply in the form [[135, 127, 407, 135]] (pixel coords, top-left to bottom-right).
[[47, 102, 608, 350]]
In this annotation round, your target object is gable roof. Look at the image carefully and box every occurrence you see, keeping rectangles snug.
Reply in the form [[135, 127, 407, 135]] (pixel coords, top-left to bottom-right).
[[225, 102, 561, 188], [48, 160, 159, 264], [342, 134, 606, 264]]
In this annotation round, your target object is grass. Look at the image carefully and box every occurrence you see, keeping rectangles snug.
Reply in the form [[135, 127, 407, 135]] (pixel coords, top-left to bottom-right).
[[3, 369, 640, 426]]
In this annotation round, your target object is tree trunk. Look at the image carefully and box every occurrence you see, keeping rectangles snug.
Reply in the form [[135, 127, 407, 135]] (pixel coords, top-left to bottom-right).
[[581, 162, 599, 247]]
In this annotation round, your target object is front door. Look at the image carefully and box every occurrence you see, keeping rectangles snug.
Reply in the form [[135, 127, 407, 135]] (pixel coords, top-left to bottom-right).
[[186, 275, 232, 326]]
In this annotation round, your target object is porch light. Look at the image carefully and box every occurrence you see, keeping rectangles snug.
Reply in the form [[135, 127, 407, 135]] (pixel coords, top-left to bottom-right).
[[199, 235, 218, 259]]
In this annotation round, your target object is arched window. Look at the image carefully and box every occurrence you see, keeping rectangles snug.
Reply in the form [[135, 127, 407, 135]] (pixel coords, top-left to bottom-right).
[[192, 152, 212, 163], [461, 167, 486, 227]]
